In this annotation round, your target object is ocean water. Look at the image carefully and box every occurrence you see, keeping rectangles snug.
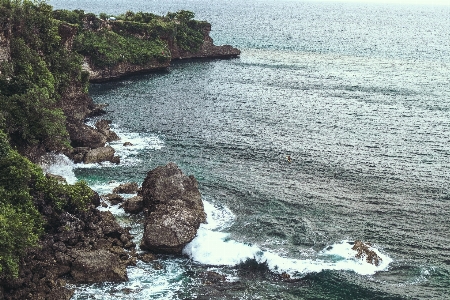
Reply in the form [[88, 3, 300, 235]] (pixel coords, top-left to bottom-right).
[[49, 0, 450, 299]]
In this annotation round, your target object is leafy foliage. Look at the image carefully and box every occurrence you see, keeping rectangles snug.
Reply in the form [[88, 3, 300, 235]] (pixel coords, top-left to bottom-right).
[[73, 29, 168, 67], [0, 129, 93, 277], [0, 0, 87, 151]]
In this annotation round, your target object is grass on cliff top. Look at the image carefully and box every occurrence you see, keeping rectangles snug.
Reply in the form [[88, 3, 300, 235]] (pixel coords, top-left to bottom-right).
[[53, 9, 206, 68]]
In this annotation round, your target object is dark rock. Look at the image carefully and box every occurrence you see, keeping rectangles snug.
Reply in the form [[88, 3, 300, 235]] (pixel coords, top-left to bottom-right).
[[352, 241, 383, 266], [111, 155, 120, 164], [121, 195, 143, 214], [102, 193, 124, 205], [140, 162, 206, 254], [200, 271, 226, 285], [70, 249, 128, 283], [123, 142, 133, 146], [67, 121, 107, 149], [113, 182, 139, 194], [137, 252, 156, 263], [84, 146, 115, 164], [95, 119, 120, 142]]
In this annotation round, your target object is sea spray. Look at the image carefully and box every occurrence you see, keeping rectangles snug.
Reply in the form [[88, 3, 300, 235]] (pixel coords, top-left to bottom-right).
[[184, 201, 392, 277], [38, 153, 78, 184]]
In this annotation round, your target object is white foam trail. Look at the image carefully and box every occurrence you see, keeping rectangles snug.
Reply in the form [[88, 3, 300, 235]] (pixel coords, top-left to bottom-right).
[[184, 201, 392, 277], [38, 153, 77, 185]]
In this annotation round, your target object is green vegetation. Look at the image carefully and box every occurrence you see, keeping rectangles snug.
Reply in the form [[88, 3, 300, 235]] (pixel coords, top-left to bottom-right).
[[0, 130, 93, 277], [0, 0, 87, 151], [52, 8, 206, 68], [0, 0, 208, 279]]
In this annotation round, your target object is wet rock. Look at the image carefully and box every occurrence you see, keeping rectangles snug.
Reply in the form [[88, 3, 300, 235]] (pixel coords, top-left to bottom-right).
[[113, 182, 139, 194], [83, 146, 115, 164], [123, 142, 133, 146], [137, 252, 156, 263], [70, 249, 128, 283], [67, 121, 107, 149], [200, 271, 226, 285], [95, 119, 120, 142], [140, 162, 206, 254], [352, 241, 382, 266], [111, 155, 120, 164], [121, 195, 143, 214], [102, 193, 124, 205]]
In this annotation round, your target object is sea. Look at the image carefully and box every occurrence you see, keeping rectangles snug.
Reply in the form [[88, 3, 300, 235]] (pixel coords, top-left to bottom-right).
[[45, 0, 450, 299]]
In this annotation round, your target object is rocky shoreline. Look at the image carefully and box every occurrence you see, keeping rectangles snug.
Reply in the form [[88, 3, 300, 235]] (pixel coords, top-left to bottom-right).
[[0, 10, 238, 299]]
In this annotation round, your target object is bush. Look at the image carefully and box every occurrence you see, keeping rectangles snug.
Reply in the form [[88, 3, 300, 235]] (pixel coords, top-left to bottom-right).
[[0, 129, 94, 277]]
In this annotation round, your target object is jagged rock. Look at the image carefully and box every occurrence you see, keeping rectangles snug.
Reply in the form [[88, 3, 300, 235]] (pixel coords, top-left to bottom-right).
[[102, 193, 124, 205], [67, 121, 107, 149], [113, 182, 139, 194], [169, 23, 240, 60], [84, 146, 115, 164], [121, 196, 143, 214], [95, 119, 120, 142], [352, 241, 382, 266], [123, 142, 133, 146], [140, 162, 206, 254], [70, 249, 128, 283]]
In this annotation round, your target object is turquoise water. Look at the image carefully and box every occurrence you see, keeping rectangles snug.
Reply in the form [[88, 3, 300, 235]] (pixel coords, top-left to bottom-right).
[[50, 0, 450, 299]]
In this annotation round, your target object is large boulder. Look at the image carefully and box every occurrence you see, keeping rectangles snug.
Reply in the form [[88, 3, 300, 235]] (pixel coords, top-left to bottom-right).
[[140, 162, 206, 254], [67, 121, 107, 149], [83, 146, 116, 164]]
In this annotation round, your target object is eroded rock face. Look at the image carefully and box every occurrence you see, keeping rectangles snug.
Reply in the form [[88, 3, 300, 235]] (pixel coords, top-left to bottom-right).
[[140, 162, 206, 254]]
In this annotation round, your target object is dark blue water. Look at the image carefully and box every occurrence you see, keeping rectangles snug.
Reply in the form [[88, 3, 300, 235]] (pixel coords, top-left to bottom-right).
[[50, 0, 450, 299]]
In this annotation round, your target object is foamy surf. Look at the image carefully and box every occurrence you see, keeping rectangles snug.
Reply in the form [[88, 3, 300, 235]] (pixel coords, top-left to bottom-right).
[[38, 153, 77, 184], [184, 201, 392, 277]]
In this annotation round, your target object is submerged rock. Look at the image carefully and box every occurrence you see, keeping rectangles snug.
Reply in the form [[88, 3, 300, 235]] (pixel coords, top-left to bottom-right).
[[352, 241, 382, 266], [140, 162, 206, 254]]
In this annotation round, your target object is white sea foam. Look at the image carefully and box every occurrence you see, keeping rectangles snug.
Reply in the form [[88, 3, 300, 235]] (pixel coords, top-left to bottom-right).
[[38, 153, 77, 184], [184, 201, 392, 277], [74, 124, 164, 168]]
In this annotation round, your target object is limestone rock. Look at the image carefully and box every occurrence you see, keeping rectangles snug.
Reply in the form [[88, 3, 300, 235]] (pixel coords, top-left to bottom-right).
[[140, 162, 206, 254]]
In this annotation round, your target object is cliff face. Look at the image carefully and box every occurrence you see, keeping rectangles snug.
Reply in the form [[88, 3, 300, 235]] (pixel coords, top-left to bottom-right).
[[84, 57, 170, 82], [83, 22, 240, 82], [168, 23, 241, 60]]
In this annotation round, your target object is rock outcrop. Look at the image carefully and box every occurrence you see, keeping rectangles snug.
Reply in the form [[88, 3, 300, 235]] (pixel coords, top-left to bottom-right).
[[168, 23, 240, 60], [140, 162, 206, 254], [352, 241, 382, 266], [83, 22, 240, 82], [0, 196, 136, 300]]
